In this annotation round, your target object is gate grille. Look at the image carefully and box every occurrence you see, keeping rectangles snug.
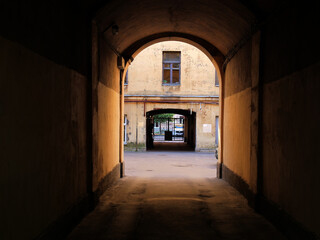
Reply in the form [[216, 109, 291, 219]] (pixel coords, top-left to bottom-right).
[[153, 117, 184, 142]]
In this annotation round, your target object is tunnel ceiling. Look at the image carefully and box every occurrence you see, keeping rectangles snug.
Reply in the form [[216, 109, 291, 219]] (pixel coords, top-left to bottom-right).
[[92, 0, 280, 57]]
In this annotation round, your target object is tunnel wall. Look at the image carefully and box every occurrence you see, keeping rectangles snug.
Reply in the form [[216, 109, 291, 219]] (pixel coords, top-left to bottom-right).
[[92, 35, 121, 196], [222, 3, 320, 238], [0, 2, 90, 240], [260, 4, 320, 238], [222, 35, 259, 204]]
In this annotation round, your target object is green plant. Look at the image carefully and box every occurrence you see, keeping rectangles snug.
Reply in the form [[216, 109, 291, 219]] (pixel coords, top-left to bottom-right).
[[153, 113, 174, 123]]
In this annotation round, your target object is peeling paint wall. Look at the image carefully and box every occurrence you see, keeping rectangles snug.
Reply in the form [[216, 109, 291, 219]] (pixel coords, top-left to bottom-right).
[[124, 102, 219, 151], [125, 41, 219, 95]]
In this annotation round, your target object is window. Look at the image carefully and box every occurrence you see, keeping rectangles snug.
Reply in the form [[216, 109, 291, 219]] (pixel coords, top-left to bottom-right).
[[215, 116, 219, 146], [163, 51, 180, 85], [124, 70, 128, 85], [124, 115, 127, 144], [215, 70, 219, 87]]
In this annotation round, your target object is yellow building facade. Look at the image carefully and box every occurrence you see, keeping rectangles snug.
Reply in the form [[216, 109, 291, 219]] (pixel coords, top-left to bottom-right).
[[124, 41, 219, 151]]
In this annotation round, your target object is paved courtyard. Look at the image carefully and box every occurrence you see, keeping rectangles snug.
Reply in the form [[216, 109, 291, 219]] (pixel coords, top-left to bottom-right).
[[124, 151, 217, 178]]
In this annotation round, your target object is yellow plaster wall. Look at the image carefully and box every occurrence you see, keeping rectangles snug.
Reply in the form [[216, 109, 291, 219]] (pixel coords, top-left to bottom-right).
[[124, 102, 146, 146], [124, 102, 219, 151], [95, 84, 120, 186], [92, 40, 120, 191], [223, 89, 251, 183], [124, 41, 219, 151], [125, 41, 219, 96], [223, 40, 253, 188]]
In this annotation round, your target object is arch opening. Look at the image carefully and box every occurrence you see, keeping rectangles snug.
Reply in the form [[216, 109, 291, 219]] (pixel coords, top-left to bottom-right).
[[123, 40, 220, 154], [121, 34, 224, 89]]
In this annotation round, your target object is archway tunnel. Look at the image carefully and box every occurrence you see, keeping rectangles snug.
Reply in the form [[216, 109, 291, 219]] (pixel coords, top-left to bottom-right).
[[0, 0, 319, 239], [146, 109, 197, 151]]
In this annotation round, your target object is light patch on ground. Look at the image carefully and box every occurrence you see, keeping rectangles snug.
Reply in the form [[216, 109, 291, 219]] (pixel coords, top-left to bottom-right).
[[124, 151, 217, 178]]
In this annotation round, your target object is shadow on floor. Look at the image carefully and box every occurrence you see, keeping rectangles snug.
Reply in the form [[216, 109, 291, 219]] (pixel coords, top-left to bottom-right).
[[149, 142, 194, 151], [67, 177, 286, 240]]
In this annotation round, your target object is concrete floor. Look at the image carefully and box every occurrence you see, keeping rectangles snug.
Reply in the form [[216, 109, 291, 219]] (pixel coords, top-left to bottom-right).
[[150, 142, 194, 151], [124, 151, 216, 178], [67, 152, 286, 240]]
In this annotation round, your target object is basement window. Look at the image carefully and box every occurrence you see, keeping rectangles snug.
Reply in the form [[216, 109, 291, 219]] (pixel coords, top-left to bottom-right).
[[162, 51, 181, 85]]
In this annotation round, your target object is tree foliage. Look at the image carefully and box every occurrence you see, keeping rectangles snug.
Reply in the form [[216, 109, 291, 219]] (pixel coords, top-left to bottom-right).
[[153, 113, 174, 123]]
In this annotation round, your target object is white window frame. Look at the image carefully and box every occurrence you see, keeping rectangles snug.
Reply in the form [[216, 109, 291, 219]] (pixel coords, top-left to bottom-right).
[[215, 116, 219, 146], [124, 115, 127, 145]]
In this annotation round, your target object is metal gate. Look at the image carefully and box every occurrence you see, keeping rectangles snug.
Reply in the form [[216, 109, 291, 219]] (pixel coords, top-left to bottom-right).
[[153, 117, 184, 142]]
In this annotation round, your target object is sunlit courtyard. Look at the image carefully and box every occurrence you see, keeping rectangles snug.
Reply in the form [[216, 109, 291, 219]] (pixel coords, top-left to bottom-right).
[[124, 151, 217, 178]]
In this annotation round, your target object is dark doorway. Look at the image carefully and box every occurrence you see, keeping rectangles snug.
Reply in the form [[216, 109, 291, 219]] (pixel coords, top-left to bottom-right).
[[153, 115, 185, 142], [146, 109, 196, 151]]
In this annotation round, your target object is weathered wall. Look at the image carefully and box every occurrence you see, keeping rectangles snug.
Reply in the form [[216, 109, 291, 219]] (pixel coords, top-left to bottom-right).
[[0, 2, 90, 239], [124, 101, 219, 151], [125, 41, 219, 96], [222, 31, 261, 205], [261, 4, 320, 237], [0, 33, 88, 240], [124, 41, 219, 151], [124, 102, 147, 150], [194, 103, 219, 151], [92, 38, 120, 192], [223, 3, 320, 237], [223, 40, 253, 187], [1, 1, 318, 239]]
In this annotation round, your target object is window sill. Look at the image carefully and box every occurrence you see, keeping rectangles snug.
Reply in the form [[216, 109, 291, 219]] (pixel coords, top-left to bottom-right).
[[162, 83, 181, 86]]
